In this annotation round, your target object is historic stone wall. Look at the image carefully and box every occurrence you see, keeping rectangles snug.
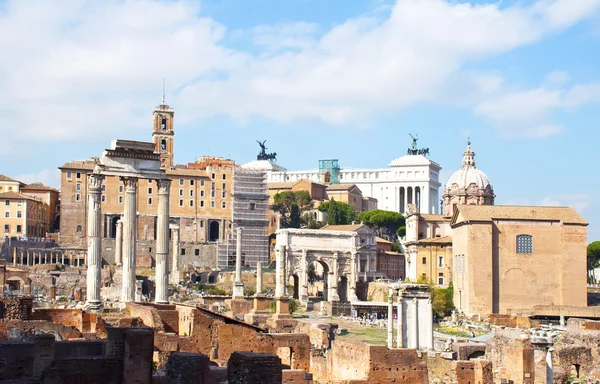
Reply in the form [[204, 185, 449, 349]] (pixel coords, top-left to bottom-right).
[[0, 296, 32, 320]]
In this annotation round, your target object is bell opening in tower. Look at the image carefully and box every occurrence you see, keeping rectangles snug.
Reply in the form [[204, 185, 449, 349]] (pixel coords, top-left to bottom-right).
[[161, 117, 166, 131]]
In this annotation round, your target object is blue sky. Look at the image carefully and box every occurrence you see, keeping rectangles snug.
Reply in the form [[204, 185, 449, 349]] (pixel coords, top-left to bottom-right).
[[1, 0, 599, 240]]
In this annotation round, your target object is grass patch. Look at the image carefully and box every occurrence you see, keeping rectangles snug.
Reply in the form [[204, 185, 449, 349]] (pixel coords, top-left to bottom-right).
[[337, 326, 388, 345], [435, 326, 472, 338]]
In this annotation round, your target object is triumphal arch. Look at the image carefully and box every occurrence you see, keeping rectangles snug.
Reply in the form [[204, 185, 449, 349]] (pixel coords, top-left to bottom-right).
[[275, 225, 378, 304]]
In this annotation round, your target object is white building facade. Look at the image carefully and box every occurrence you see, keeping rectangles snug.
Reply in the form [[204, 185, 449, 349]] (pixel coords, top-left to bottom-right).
[[263, 154, 442, 215]]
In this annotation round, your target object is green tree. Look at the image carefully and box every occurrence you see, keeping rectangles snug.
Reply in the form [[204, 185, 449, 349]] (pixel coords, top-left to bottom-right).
[[588, 241, 600, 270], [318, 199, 357, 225], [326, 198, 342, 225], [273, 191, 313, 228], [357, 209, 406, 239]]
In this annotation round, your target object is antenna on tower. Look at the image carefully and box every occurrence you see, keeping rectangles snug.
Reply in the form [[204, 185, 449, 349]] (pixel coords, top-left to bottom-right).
[[162, 78, 166, 104]]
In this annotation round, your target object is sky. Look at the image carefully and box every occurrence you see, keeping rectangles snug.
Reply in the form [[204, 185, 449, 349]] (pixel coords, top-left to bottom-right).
[[1, 0, 600, 240]]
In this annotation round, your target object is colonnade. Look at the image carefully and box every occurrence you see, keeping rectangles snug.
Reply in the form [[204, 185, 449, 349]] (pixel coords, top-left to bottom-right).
[[85, 173, 171, 311], [11, 248, 85, 266]]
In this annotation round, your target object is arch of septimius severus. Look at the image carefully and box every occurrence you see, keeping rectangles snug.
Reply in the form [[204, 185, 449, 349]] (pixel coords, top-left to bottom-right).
[[84, 139, 171, 311]]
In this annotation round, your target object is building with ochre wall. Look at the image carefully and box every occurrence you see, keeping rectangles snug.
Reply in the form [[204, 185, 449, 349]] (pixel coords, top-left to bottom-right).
[[451, 205, 588, 317]]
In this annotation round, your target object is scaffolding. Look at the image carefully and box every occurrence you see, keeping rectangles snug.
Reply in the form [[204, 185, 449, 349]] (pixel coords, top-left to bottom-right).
[[318, 159, 340, 184], [217, 168, 270, 269]]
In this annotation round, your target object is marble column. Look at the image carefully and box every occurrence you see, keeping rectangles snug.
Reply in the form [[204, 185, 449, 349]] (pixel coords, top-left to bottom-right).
[[26, 251, 29, 266], [275, 245, 285, 297], [396, 296, 404, 348], [349, 251, 358, 301], [330, 252, 340, 301], [12, 248, 16, 265], [411, 298, 419, 349], [155, 179, 171, 304], [115, 218, 123, 266], [256, 262, 263, 294], [387, 288, 394, 348], [546, 348, 554, 384], [300, 249, 309, 303], [61, 252, 65, 265], [170, 226, 180, 284], [233, 227, 244, 298], [85, 173, 104, 311], [121, 177, 138, 303]]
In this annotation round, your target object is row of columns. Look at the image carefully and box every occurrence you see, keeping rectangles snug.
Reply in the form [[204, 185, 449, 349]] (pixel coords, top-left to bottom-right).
[[85, 174, 171, 312], [12, 249, 84, 266]]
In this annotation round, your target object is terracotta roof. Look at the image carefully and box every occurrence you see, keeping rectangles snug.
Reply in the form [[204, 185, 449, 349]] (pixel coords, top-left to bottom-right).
[[376, 237, 392, 244], [0, 175, 21, 183], [320, 224, 364, 232], [59, 160, 97, 170], [21, 183, 59, 192], [326, 183, 361, 192], [453, 205, 588, 225], [416, 236, 452, 245], [0, 191, 39, 201], [420, 214, 450, 222], [268, 182, 295, 190]]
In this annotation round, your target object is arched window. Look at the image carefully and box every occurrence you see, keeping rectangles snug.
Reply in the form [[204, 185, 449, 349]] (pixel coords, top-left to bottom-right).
[[76, 225, 82, 233], [516, 234, 533, 254], [161, 117, 167, 131], [161, 139, 167, 151]]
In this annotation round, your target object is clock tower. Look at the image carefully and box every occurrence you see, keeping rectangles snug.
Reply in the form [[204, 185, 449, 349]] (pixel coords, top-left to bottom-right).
[[152, 92, 175, 168]]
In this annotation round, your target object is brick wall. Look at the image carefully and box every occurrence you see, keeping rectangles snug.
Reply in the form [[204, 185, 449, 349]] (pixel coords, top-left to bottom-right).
[[227, 351, 282, 384], [31, 309, 83, 331], [0, 296, 33, 320]]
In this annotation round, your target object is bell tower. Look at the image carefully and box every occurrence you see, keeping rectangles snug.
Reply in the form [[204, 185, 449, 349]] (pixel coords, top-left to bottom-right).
[[152, 86, 175, 168]]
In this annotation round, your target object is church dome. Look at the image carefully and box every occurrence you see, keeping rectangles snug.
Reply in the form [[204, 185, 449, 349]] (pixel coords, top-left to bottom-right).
[[445, 141, 492, 190]]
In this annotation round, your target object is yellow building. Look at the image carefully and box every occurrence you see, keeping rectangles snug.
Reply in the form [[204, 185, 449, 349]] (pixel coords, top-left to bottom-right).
[[1, 191, 48, 238], [409, 236, 452, 287], [0, 175, 24, 194], [20, 183, 60, 233], [451, 205, 588, 317], [58, 98, 235, 250]]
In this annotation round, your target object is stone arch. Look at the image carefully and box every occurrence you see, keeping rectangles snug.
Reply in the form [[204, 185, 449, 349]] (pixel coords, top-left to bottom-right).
[[289, 274, 300, 300], [308, 259, 330, 301]]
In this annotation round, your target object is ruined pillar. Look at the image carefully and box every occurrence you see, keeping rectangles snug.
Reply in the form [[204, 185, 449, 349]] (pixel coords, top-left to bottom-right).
[[256, 262, 263, 294], [330, 251, 340, 302], [233, 227, 244, 298], [121, 177, 138, 303], [387, 288, 394, 348], [61, 252, 64, 265], [115, 218, 123, 266], [275, 245, 285, 297], [349, 251, 359, 301], [300, 249, 309, 303], [26, 251, 30, 266], [423, 297, 434, 350], [84, 173, 104, 311], [546, 348, 553, 384], [170, 226, 180, 284], [155, 179, 171, 304], [411, 297, 419, 349], [397, 296, 404, 348], [12, 248, 16, 265]]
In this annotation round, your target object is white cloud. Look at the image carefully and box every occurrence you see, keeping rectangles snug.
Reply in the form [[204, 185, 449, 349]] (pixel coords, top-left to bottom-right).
[[538, 194, 591, 213], [0, 0, 599, 143], [14, 169, 61, 189]]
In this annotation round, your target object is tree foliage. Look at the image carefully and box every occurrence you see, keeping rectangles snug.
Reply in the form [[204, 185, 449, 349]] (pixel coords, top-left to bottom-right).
[[273, 191, 313, 228], [318, 199, 357, 225], [415, 276, 454, 317], [588, 241, 600, 270], [357, 209, 406, 239]]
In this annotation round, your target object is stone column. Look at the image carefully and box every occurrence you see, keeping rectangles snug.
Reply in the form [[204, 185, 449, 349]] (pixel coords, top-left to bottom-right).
[[330, 252, 340, 301], [300, 249, 309, 303], [121, 177, 138, 303], [26, 251, 30, 266], [155, 179, 171, 304], [12, 248, 16, 265], [387, 288, 394, 348], [275, 245, 285, 297], [256, 262, 263, 294], [397, 296, 404, 348], [61, 252, 65, 265], [546, 348, 554, 384], [232, 227, 244, 298], [411, 298, 419, 349], [170, 226, 180, 284], [115, 218, 123, 266], [85, 173, 104, 311], [349, 251, 358, 301], [423, 298, 434, 350], [45, 252, 48, 264]]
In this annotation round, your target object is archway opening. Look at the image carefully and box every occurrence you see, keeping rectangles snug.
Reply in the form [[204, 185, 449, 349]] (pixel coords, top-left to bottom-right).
[[338, 276, 348, 302], [288, 274, 299, 300], [209, 221, 220, 242], [308, 260, 329, 301]]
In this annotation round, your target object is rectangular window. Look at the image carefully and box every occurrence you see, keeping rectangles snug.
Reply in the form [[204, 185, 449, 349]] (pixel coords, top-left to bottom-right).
[[438, 256, 444, 268], [190, 190, 194, 197], [438, 273, 444, 285], [76, 194, 81, 201], [4, 224, 9, 233], [179, 179, 184, 185], [179, 199, 183, 207], [222, 191, 226, 198], [249, 203, 256, 211], [200, 220, 204, 228], [101, 184, 106, 192], [101, 195, 106, 202], [148, 187, 152, 194], [76, 172, 81, 179], [4, 212, 8, 218], [4, 200, 8, 206], [222, 174, 226, 180], [190, 200, 194, 207], [181, 249, 186, 256], [422, 257, 426, 265], [76, 183, 81, 191], [16, 211, 21, 218], [16, 225, 22, 233], [211, 173, 215, 179], [118, 196, 123, 204], [222, 182, 226, 190], [119, 185, 123, 193], [200, 190, 205, 197], [200, 201, 204, 207], [516, 234, 533, 254], [200, 180, 205, 186], [179, 189, 184, 196], [221, 201, 226, 208], [211, 201, 215, 208], [66, 171, 72, 179], [148, 198, 152, 205], [195, 249, 200, 256], [211, 182, 215, 190]]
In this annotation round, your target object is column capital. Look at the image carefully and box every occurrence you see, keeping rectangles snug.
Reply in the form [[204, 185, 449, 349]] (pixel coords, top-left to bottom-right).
[[236, 227, 243, 236], [156, 178, 171, 194], [120, 176, 138, 192], [333, 251, 339, 259], [301, 249, 308, 257], [88, 173, 104, 192]]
